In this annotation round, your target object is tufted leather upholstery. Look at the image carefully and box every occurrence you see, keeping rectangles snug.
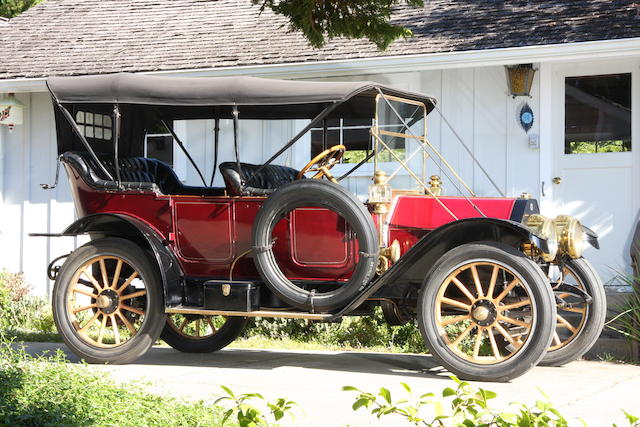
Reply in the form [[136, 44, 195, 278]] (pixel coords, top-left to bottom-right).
[[61, 151, 225, 196], [219, 162, 301, 196]]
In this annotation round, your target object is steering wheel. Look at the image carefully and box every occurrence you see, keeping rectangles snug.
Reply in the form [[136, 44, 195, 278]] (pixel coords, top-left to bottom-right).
[[297, 144, 346, 183]]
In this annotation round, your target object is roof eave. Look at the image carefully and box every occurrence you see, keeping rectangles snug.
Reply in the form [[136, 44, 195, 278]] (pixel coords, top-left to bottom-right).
[[3, 37, 640, 93]]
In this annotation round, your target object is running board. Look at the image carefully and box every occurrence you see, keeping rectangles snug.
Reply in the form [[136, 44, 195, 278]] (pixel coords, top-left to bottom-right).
[[165, 306, 332, 320]]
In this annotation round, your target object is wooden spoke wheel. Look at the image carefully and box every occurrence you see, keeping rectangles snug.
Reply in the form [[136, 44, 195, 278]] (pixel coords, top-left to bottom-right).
[[67, 255, 147, 348], [161, 314, 248, 353], [167, 314, 221, 340], [418, 242, 556, 382], [540, 258, 606, 366], [435, 261, 534, 365], [52, 238, 166, 364], [549, 267, 586, 351]]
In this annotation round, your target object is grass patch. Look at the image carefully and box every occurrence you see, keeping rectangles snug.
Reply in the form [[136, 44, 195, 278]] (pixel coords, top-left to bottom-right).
[[241, 307, 426, 354], [2, 329, 61, 343], [0, 340, 225, 426], [228, 335, 408, 353]]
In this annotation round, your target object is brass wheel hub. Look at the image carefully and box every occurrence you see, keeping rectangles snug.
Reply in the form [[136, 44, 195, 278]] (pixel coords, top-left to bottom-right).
[[96, 289, 119, 314], [471, 299, 497, 327]]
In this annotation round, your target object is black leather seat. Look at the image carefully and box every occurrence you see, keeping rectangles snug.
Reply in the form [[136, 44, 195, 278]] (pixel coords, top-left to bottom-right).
[[219, 162, 301, 196], [61, 151, 225, 196]]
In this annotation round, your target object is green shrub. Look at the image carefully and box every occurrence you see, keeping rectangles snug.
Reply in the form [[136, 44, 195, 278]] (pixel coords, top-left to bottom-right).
[[0, 271, 57, 339], [244, 306, 425, 353], [607, 273, 640, 346], [344, 379, 640, 426], [0, 340, 225, 426], [215, 385, 297, 426]]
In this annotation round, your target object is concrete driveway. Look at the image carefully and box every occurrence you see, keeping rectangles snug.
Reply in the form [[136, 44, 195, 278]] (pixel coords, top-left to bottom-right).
[[21, 342, 640, 426]]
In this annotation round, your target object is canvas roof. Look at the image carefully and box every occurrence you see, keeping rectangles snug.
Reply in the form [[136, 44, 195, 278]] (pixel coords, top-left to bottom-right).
[[47, 73, 436, 110]]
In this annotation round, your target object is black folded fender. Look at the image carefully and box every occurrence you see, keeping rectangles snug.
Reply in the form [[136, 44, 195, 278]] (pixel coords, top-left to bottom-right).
[[59, 213, 183, 307], [331, 217, 549, 318]]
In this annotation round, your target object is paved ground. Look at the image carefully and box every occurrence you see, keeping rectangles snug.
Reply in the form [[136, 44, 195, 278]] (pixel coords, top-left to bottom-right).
[[21, 342, 640, 426]]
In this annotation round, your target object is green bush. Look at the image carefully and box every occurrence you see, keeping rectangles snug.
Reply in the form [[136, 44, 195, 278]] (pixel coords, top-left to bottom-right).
[[244, 306, 425, 353], [344, 379, 640, 426], [607, 272, 640, 346], [0, 271, 57, 339], [0, 340, 225, 426]]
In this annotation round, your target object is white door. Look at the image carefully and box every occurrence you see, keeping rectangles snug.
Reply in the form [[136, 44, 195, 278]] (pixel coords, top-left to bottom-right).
[[545, 61, 639, 284]]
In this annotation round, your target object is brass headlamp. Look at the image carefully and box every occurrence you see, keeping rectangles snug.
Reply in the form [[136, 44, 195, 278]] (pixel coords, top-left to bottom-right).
[[524, 214, 558, 262], [553, 215, 584, 259], [525, 214, 585, 260]]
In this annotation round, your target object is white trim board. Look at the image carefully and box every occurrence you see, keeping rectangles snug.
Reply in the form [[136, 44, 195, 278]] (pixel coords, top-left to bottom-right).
[[2, 37, 640, 93]]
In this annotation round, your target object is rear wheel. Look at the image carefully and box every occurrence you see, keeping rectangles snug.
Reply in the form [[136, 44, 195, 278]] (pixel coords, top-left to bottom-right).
[[52, 238, 166, 364], [417, 242, 556, 382], [541, 258, 606, 366], [161, 314, 247, 353]]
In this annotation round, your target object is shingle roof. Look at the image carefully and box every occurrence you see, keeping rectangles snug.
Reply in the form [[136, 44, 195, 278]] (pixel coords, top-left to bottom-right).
[[1, 0, 638, 80]]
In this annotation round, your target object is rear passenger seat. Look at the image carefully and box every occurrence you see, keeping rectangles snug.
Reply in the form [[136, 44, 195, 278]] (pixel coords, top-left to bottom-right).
[[61, 151, 226, 196]]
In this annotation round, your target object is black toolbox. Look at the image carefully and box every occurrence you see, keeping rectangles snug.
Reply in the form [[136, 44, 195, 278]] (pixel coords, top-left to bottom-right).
[[203, 281, 260, 312]]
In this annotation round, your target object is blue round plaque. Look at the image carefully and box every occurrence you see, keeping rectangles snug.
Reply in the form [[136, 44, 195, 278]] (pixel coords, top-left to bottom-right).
[[519, 103, 534, 132]]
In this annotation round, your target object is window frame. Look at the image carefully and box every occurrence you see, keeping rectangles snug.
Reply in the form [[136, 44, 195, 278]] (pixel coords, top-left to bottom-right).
[[309, 119, 414, 177], [75, 111, 113, 142]]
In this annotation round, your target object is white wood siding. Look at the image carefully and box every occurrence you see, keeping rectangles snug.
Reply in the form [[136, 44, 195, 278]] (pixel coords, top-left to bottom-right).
[[0, 65, 542, 294]]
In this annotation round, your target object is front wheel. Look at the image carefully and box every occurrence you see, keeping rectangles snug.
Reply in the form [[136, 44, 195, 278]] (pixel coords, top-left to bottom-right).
[[417, 242, 556, 382], [541, 258, 606, 366], [52, 238, 166, 364], [161, 314, 248, 353]]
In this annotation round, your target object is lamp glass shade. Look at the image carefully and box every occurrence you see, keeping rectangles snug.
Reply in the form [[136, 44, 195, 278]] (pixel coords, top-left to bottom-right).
[[506, 65, 536, 97], [0, 94, 24, 126]]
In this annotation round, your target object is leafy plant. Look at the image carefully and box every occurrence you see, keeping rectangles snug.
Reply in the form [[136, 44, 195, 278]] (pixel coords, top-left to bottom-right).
[[0, 271, 56, 338], [215, 385, 297, 426], [0, 0, 42, 19], [244, 306, 425, 353], [606, 272, 640, 345], [621, 409, 640, 427], [343, 377, 570, 426], [252, 0, 424, 50], [0, 339, 226, 426]]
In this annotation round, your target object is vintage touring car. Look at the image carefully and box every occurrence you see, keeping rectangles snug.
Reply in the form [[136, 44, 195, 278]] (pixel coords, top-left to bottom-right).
[[36, 73, 605, 381]]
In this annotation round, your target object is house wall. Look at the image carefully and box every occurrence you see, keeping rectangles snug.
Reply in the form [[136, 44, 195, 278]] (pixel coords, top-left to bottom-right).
[[0, 65, 541, 295]]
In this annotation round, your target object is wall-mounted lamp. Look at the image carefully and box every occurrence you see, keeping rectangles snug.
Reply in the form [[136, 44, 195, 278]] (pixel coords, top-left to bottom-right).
[[0, 93, 24, 132], [505, 64, 536, 98]]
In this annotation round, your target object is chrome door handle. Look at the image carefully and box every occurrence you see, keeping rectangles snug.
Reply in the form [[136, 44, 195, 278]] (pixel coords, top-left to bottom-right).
[[541, 181, 545, 197]]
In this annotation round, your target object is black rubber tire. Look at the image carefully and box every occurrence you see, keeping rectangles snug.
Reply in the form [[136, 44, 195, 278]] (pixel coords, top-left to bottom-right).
[[252, 179, 378, 312], [52, 238, 166, 364], [417, 242, 556, 382], [540, 258, 606, 366], [161, 316, 248, 353]]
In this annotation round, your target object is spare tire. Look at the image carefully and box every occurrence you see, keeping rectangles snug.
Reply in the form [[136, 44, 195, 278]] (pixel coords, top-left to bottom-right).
[[252, 179, 378, 312]]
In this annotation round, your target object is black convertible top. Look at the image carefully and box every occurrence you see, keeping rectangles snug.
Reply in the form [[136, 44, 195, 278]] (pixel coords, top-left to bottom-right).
[[47, 73, 436, 117], [49, 73, 437, 157]]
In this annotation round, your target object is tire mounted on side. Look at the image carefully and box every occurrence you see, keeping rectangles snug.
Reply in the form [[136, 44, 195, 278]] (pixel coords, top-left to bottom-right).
[[252, 179, 378, 312]]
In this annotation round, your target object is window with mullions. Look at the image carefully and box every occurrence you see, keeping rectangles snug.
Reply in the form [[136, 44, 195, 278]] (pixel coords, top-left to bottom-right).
[[565, 73, 631, 154], [310, 118, 407, 164], [75, 111, 113, 141]]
